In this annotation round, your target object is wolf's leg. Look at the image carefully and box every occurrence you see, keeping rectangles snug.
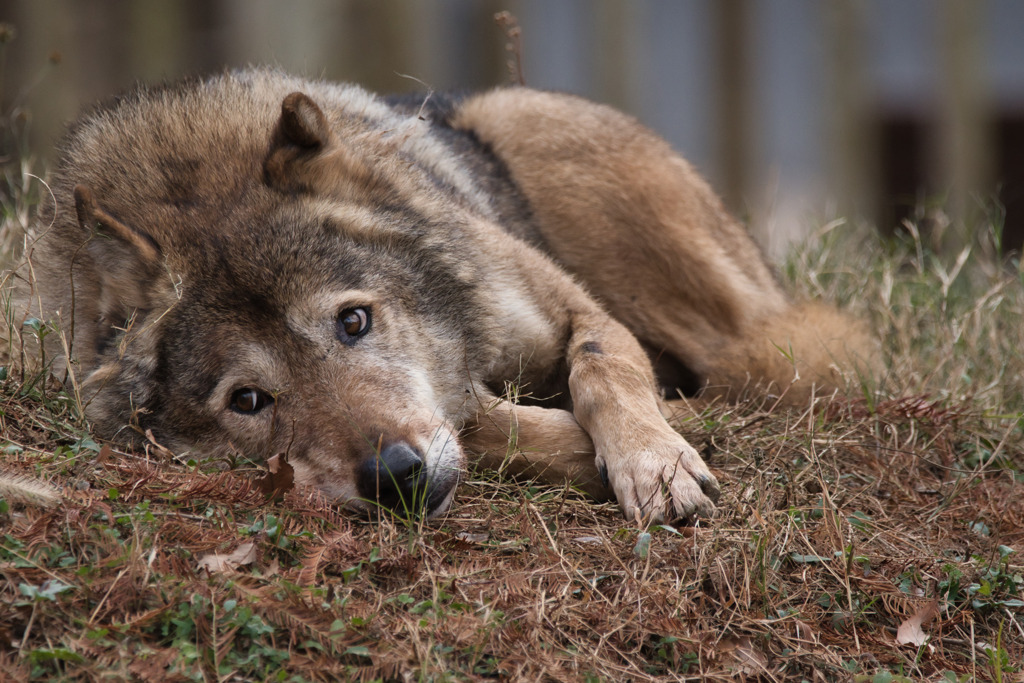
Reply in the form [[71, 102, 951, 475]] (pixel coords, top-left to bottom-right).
[[464, 288, 719, 524], [461, 398, 609, 499], [559, 307, 719, 522], [456, 228, 720, 521]]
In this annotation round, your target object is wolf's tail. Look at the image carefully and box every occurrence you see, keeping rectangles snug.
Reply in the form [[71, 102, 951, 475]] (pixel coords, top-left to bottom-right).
[[701, 301, 879, 405]]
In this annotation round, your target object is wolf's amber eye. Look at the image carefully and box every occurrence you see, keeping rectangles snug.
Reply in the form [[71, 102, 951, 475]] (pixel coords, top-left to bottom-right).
[[337, 307, 370, 341], [230, 387, 273, 414]]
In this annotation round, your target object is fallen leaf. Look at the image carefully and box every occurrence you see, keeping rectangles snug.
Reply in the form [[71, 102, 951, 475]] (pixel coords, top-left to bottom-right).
[[444, 615, 482, 646], [794, 619, 817, 643], [896, 598, 940, 647], [263, 557, 280, 578], [718, 635, 769, 675], [144, 429, 177, 459], [573, 536, 603, 545], [196, 542, 257, 575], [256, 453, 294, 500]]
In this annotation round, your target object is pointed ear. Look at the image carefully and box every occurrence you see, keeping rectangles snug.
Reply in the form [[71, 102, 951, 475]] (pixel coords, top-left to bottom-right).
[[73, 184, 171, 362], [74, 184, 161, 266], [280, 91, 330, 148], [264, 92, 332, 191]]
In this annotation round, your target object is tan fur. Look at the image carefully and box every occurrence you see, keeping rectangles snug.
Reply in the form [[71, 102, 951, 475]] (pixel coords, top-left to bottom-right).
[[452, 89, 874, 404], [6, 69, 875, 523]]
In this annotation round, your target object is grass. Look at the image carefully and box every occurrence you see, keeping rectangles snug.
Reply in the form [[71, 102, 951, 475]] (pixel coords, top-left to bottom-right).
[[0, 147, 1022, 682]]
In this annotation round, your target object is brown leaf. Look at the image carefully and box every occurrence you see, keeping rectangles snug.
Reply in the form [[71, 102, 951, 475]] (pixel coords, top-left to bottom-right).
[[264, 557, 281, 579], [718, 636, 769, 675], [144, 429, 177, 459], [256, 453, 294, 501], [196, 542, 257, 575], [444, 615, 484, 646], [794, 619, 818, 643], [896, 598, 940, 647], [128, 646, 180, 680]]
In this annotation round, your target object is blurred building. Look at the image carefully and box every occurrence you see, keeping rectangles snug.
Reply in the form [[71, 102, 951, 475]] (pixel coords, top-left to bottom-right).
[[2, 0, 1023, 254]]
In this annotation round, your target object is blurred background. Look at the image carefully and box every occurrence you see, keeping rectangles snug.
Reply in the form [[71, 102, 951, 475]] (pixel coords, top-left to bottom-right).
[[1, 0, 1023, 256]]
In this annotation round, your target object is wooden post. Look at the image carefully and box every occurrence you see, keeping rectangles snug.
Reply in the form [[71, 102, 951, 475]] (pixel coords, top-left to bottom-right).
[[593, 0, 633, 111], [939, 0, 991, 245], [713, 0, 751, 214], [823, 0, 872, 224]]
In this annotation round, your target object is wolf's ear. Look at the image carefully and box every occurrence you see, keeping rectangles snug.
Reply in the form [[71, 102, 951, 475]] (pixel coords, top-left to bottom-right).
[[264, 92, 332, 191], [280, 92, 330, 148], [74, 184, 161, 266]]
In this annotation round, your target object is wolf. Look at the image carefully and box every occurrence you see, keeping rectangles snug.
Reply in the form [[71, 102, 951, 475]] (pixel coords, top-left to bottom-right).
[[8, 68, 872, 522]]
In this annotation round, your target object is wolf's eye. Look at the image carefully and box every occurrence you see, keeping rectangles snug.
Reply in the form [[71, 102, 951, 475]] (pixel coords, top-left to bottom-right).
[[230, 387, 273, 414], [336, 307, 371, 342]]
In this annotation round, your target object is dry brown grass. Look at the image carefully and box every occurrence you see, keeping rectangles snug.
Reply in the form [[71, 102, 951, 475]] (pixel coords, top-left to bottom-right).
[[0, 386, 1020, 681], [1, 147, 1022, 682]]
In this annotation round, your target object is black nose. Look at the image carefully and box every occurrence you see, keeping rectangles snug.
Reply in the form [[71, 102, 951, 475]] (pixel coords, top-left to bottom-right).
[[356, 441, 426, 512]]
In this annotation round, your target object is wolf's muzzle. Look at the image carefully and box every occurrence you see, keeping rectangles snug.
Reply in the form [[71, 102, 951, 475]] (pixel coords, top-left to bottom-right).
[[357, 441, 451, 515]]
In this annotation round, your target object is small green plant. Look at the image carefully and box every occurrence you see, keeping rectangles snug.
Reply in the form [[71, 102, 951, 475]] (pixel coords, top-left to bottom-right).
[[967, 546, 1024, 613]]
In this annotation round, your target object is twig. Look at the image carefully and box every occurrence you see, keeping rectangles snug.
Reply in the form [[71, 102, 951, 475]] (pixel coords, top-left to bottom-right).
[[494, 11, 526, 85]]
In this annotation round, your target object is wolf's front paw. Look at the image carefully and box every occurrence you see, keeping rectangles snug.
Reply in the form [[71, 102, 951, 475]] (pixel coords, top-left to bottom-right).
[[596, 433, 719, 524]]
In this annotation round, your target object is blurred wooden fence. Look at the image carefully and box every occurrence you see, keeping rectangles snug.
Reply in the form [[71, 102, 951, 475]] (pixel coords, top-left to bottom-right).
[[2, 0, 1022, 252]]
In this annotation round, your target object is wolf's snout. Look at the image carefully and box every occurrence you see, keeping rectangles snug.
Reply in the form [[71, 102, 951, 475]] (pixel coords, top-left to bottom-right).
[[357, 441, 427, 511]]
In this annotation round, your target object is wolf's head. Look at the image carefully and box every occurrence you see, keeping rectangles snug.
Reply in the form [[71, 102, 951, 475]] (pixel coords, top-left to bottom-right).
[[60, 82, 501, 518], [75, 184, 472, 517]]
